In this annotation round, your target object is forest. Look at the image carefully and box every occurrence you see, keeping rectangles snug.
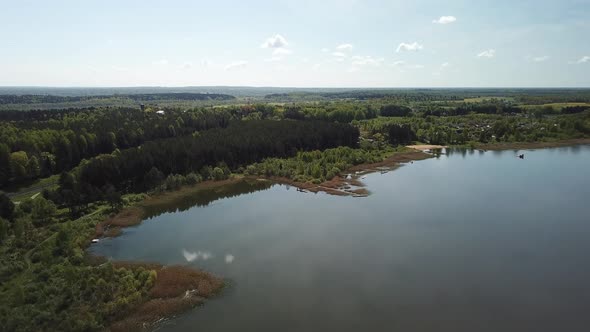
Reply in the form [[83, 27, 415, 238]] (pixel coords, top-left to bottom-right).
[[0, 93, 235, 105], [1, 88, 590, 331]]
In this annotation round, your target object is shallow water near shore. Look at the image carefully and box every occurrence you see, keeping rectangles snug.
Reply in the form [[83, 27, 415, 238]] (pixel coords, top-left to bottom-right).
[[91, 145, 590, 332]]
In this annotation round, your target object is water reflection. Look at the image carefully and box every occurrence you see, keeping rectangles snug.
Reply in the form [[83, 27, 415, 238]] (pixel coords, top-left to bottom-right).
[[143, 178, 273, 219], [182, 249, 234, 264], [182, 249, 213, 262], [182, 249, 198, 262]]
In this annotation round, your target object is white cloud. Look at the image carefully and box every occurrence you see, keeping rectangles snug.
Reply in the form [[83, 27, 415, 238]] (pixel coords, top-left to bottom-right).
[[273, 48, 292, 56], [576, 56, 590, 64], [111, 65, 129, 72], [182, 249, 198, 262], [351, 55, 384, 66], [432, 16, 457, 24], [532, 56, 549, 62], [433, 62, 450, 76], [390, 61, 424, 70], [224, 60, 248, 71], [332, 52, 347, 61], [265, 57, 282, 62], [477, 49, 496, 58], [336, 43, 353, 51], [182, 62, 193, 69], [312, 63, 321, 70], [261, 34, 288, 48], [321, 48, 329, 53], [153, 59, 169, 65], [396, 42, 423, 52], [225, 254, 235, 264]]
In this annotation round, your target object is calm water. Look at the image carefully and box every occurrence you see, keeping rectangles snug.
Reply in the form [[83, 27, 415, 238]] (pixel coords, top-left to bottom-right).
[[91, 146, 590, 332]]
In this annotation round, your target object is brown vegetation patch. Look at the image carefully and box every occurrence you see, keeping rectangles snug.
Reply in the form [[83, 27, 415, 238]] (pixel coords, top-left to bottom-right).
[[149, 265, 223, 299], [308, 186, 350, 196], [104, 226, 122, 238], [351, 188, 370, 196], [110, 297, 204, 332], [348, 150, 432, 173], [95, 207, 144, 237], [406, 144, 448, 151], [109, 262, 224, 332]]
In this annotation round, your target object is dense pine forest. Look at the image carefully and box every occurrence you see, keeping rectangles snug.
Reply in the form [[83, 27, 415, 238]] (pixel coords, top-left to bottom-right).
[[1, 89, 590, 331]]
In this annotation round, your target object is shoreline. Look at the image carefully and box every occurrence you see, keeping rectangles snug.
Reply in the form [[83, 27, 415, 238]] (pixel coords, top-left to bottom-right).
[[95, 177, 248, 238], [97, 149, 436, 240], [107, 261, 224, 332], [260, 150, 433, 197], [94, 139, 589, 329]]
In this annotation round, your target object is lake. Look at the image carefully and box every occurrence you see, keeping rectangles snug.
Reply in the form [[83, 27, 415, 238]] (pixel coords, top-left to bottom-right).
[[91, 145, 590, 332]]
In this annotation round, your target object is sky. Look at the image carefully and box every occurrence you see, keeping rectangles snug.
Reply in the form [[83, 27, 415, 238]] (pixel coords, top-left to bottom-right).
[[0, 0, 589, 87]]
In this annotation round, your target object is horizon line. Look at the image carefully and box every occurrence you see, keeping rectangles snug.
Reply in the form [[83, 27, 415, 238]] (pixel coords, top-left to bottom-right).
[[1, 85, 590, 90]]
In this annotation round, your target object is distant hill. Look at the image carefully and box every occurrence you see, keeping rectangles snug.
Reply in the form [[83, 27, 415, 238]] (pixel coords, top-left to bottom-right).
[[0, 92, 235, 105]]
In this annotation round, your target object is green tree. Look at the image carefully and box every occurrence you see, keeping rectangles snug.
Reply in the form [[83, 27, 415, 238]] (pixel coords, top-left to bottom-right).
[[26, 155, 41, 178], [13, 217, 27, 245], [31, 197, 57, 226], [212, 167, 226, 181], [0, 217, 8, 243], [10, 151, 29, 179], [104, 184, 123, 211], [144, 167, 164, 188], [0, 143, 11, 186], [0, 192, 15, 220], [54, 227, 72, 257]]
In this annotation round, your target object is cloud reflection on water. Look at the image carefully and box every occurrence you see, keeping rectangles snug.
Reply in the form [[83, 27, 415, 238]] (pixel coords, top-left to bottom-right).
[[182, 249, 213, 262], [182, 249, 235, 264], [225, 254, 235, 264]]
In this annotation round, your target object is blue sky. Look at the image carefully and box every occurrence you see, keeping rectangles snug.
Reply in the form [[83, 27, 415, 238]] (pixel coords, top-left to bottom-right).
[[0, 0, 589, 87]]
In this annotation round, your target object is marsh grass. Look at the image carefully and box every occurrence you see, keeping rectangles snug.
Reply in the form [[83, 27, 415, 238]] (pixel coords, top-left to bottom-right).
[[109, 262, 224, 331]]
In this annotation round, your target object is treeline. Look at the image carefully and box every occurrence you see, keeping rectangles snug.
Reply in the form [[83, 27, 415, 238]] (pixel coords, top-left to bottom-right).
[[562, 105, 590, 114], [358, 111, 590, 145], [48, 120, 358, 212], [422, 102, 522, 117], [515, 91, 590, 105], [244, 146, 387, 183], [0, 108, 232, 187], [380, 105, 413, 117], [0, 93, 235, 105], [284, 103, 378, 122]]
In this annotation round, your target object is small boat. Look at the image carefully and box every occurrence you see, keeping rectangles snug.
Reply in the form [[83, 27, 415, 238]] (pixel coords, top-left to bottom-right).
[[518, 154, 524, 159], [91, 239, 100, 243]]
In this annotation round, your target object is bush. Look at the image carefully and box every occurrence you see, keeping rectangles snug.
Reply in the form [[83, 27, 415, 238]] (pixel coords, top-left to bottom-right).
[[185, 173, 202, 185]]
